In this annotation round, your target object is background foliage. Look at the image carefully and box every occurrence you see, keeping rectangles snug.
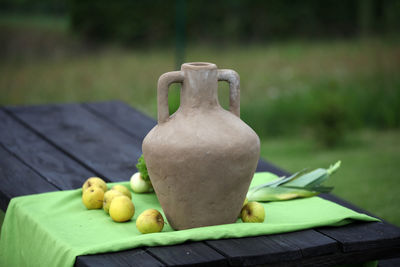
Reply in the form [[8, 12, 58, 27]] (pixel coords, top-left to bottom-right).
[[2, 0, 400, 43]]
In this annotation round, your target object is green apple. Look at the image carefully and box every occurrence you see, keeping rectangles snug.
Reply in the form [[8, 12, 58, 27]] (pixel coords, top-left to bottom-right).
[[136, 209, 164, 234], [130, 172, 153, 193], [82, 177, 107, 193], [109, 196, 135, 222], [82, 186, 104, 209], [111, 184, 132, 199], [103, 189, 124, 214], [241, 202, 265, 223]]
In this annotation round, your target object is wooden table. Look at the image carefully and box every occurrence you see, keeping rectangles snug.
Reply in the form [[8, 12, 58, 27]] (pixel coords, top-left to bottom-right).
[[1, 101, 399, 266]]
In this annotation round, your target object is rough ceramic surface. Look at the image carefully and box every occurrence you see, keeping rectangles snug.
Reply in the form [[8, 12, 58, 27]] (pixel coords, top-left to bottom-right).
[[143, 62, 260, 230]]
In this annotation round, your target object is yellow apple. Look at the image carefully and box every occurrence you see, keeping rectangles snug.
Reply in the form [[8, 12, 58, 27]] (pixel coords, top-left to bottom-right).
[[136, 209, 164, 234], [241, 202, 265, 223], [111, 184, 132, 199], [82, 186, 104, 209], [109, 196, 135, 222], [103, 190, 124, 214], [82, 177, 107, 193]]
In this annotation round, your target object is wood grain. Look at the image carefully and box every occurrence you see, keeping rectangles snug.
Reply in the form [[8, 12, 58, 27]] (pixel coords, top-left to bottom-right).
[[6, 103, 142, 182], [207, 235, 300, 266], [317, 194, 400, 254], [0, 145, 57, 210], [75, 249, 164, 267], [317, 221, 400, 253], [267, 229, 338, 258], [146, 242, 227, 266], [0, 109, 94, 190], [83, 101, 156, 141]]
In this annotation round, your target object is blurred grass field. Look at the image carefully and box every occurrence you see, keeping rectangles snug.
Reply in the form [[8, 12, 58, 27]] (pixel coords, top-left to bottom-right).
[[0, 15, 399, 226]]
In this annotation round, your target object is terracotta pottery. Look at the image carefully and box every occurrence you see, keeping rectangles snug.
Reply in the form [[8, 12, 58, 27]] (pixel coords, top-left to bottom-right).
[[142, 62, 260, 230]]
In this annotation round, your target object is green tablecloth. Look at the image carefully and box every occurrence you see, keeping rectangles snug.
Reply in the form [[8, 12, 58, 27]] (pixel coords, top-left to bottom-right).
[[0, 172, 378, 267]]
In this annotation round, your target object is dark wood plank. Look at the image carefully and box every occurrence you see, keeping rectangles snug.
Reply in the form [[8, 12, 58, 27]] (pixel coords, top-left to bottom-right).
[[0, 109, 95, 190], [206, 235, 301, 266], [83, 101, 156, 141], [297, 246, 400, 267], [6, 103, 143, 182], [75, 249, 165, 267], [0, 145, 58, 210], [268, 229, 338, 258], [206, 230, 337, 266], [317, 221, 400, 253], [76, 237, 228, 267], [318, 195, 400, 255], [146, 242, 227, 266], [379, 257, 400, 267]]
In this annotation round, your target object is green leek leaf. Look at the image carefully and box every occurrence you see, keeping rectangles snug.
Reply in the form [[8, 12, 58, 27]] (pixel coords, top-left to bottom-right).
[[282, 185, 334, 193], [284, 168, 326, 187], [248, 186, 318, 201], [247, 161, 340, 202]]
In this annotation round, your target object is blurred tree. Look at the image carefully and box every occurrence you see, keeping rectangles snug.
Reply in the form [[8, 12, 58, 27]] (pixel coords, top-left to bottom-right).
[[68, 0, 174, 44], [382, 0, 400, 35], [66, 0, 399, 45], [0, 0, 66, 14], [1, 0, 399, 43], [175, 0, 185, 70], [358, 0, 374, 37]]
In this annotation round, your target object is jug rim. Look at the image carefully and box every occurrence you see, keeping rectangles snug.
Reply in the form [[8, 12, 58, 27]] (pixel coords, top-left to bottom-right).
[[181, 62, 217, 71]]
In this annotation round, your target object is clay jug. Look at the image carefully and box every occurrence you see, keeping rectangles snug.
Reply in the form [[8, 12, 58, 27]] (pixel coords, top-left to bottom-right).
[[142, 62, 260, 230]]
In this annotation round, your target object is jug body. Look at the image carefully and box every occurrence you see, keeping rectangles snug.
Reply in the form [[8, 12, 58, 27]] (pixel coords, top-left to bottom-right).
[[142, 62, 260, 230]]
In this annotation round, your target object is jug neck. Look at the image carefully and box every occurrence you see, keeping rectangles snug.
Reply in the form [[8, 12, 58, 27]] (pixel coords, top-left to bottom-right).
[[180, 62, 219, 110]]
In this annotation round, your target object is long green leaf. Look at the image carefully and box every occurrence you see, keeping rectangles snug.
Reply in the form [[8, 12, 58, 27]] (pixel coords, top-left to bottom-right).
[[284, 168, 326, 187], [283, 161, 341, 188], [248, 169, 309, 196], [247, 186, 318, 202], [327, 161, 341, 175], [270, 170, 309, 188], [248, 174, 291, 195], [247, 161, 341, 202], [282, 185, 334, 193], [305, 173, 329, 188]]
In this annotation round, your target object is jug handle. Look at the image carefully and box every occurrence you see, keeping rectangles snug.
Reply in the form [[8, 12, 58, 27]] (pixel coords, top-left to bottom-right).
[[157, 71, 184, 123], [218, 69, 240, 117]]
